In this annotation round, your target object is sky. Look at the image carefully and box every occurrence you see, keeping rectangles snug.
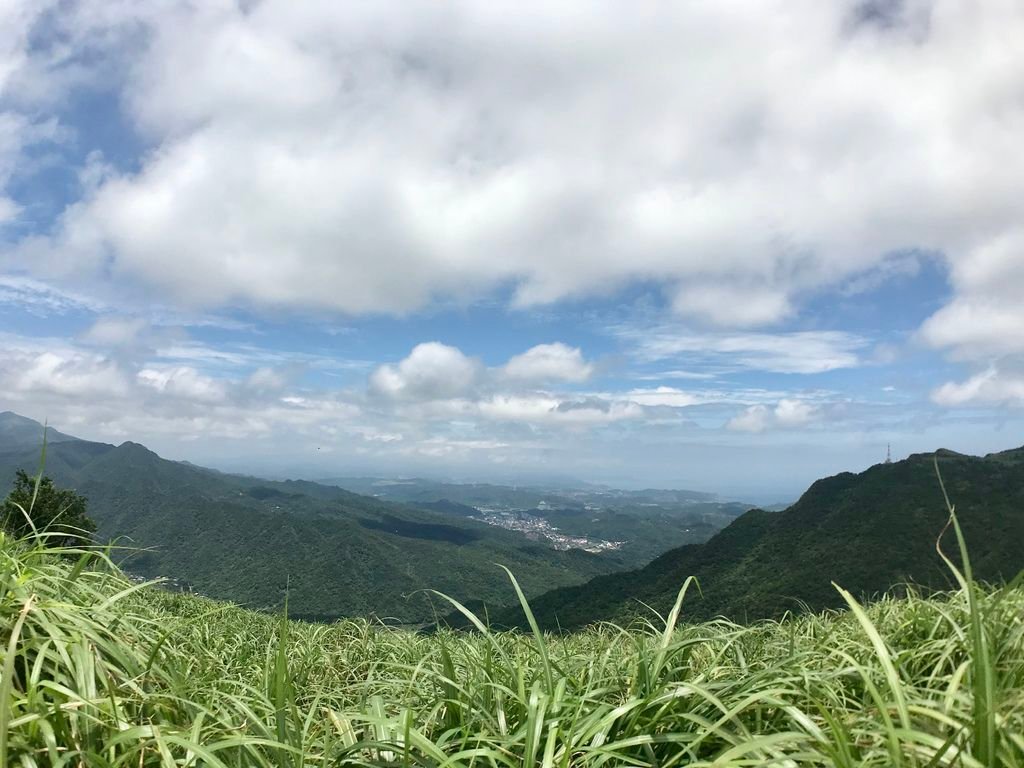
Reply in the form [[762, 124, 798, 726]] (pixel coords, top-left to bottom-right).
[[1, 0, 1023, 500]]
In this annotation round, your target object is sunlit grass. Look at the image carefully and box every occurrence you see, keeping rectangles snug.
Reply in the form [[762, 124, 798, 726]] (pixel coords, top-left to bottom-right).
[[2, 529, 1022, 766]]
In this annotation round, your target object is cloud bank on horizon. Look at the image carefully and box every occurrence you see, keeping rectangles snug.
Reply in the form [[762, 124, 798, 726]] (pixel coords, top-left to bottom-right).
[[1, 0, 1022, 496]]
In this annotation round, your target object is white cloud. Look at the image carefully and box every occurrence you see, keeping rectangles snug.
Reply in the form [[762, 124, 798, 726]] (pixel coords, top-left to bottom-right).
[[773, 398, 818, 427], [0, 275, 108, 314], [1, 0, 1021, 338], [625, 387, 702, 408], [920, 230, 1024, 361], [137, 366, 227, 403], [671, 283, 792, 328], [503, 343, 593, 383], [932, 368, 1024, 408], [477, 394, 642, 425], [476, 393, 559, 422], [727, 398, 820, 432], [0, 331, 368, 445], [727, 405, 773, 434], [922, 302, 1024, 360], [16, 351, 129, 398], [2, 326, 1019, 494], [616, 325, 867, 374], [0, 1, 71, 225], [370, 342, 480, 400], [361, 342, 698, 429], [919, 231, 1024, 410], [81, 316, 148, 346], [631, 370, 717, 382], [245, 367, 290, 393], [2, 0, 1023, 484]]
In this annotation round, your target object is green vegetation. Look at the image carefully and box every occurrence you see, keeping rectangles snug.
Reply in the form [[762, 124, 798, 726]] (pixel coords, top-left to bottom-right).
[[2, 470, 96, 545], [496, 447, 1024, 630], [4, 502, 1024, 766], [532, 502, 744, 563], [0, 413, 747, 624], [0, 417, 621, 623], [329, 475, 744, 564]]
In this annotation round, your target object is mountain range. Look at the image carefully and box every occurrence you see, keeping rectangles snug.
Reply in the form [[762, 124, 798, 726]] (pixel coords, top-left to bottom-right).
[[0, 411, 730, 622], [0, 412, 625, 621], [5, 410, 1022, 630]]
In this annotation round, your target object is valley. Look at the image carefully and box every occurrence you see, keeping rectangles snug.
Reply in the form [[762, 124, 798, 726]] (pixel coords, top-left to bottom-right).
[[329, 474, 753, 562], [469, 508, 625, 552], [0, 412, 739, 623]]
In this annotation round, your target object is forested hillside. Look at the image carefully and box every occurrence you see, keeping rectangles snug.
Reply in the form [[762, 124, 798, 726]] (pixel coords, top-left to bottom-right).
[[486, 447, 1024, 630], [0, 414, 620, 622]]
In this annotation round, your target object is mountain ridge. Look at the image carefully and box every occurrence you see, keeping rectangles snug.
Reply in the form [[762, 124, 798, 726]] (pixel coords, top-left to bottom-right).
[[0, 411, 79, 448], [0, 413, 625, 622]]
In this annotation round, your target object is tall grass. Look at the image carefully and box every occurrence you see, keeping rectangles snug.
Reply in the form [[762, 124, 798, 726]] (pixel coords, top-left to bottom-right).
[[3, 532, 1023, 766], [2, 466, 1023, 765]]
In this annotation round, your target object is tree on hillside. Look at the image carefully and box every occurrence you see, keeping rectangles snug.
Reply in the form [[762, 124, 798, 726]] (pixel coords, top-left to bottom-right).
[[2, 470, 97, 545]]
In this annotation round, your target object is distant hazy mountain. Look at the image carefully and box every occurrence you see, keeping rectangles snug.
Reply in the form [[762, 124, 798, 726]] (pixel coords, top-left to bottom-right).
[[328, 476, 746, 563], [324, 475, 719, 507], [0, 411, 79, 450], [483, 447, 1024, 630], [0, 413, 626, 623]]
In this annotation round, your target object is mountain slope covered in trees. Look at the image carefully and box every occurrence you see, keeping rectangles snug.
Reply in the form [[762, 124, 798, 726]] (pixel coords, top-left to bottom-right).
[[0, 413, 622, 622], [486, 447, 1024, 630]]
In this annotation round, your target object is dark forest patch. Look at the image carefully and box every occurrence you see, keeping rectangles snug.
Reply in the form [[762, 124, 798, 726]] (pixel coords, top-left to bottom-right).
[[247, 486, 300, 501], [358, 514, 482, 545]]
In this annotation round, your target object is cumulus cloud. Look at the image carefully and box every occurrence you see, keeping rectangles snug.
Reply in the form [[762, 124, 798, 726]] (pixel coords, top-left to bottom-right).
[[503, 343, 593, 383], [727, 405, 773, 434], [137, 366, 228, 403], [369, 341, 636, 426], [0, 0, 1020, 339], [0, 331, 367, 447], [727, 398, 820, 432], [369, 342, 480, 400], [773, 398, 819, 427], [0, 332, 835, 460], [920, 231, 1024, 408], [359, 340, 719, 434], [16, 351, 129, 397], [4, 1, 1024, 485]]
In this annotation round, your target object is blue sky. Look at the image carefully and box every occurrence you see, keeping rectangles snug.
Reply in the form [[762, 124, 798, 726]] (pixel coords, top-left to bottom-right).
[[1, 2, 1023, 499]]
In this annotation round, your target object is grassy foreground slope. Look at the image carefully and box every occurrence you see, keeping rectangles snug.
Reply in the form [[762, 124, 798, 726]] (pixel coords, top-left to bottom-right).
[[3, 529, 1024, 766], [506, 447, 1024, 630]]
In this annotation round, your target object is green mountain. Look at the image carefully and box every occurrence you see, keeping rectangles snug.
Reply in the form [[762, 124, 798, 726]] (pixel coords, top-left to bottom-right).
[[487, 446, 1024, 630], [0, 414, 624, 623]]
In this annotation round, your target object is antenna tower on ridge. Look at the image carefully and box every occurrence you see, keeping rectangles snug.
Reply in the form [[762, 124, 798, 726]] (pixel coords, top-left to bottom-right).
[[885, 443, 892, 464]]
